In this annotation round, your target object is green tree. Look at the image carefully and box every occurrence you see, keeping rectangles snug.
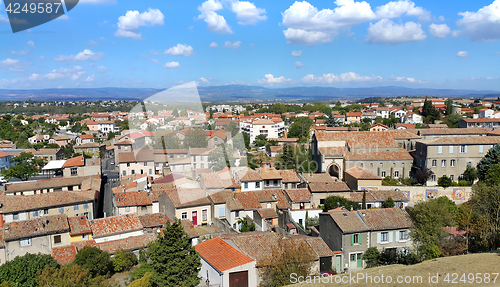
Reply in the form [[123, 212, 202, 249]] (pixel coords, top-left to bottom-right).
[[238, 217, 256, 232], [421, 99, 440, 123], [323, 196, 359, 212], [183, 129, 208, 148], [0, 253, 58, 287], [0, 152, 45, 181], [437, 175, 453, 188], [36, 264, 111, 287], [476, 143, 500, 182], [58, 120, 68, 127], [463, 165, 478, 185], [208, 144, 236, 172], [382, 197, 395, 208], [147, 219, 201, 287], [242, 133, 250, 149], [413, 167, 434, 185], [253, 134, 267, 147], [363, 247, 381, 268], [288, 117, 314, 139], [73, 246, 113, 277], [113, 249, 138, 272], [362, 190, 367, 209], [129, 272, 152, 287]]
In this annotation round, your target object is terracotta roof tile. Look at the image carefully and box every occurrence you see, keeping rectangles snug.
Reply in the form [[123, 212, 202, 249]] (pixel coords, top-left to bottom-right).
[[90, 214, 143, 238], [257, 167, 282, 180], [97, 234, 154, 254], [285, 188, 311, 202], [68, 215, 92, 235], [346, 149, 413, 161], [327, 210, 369, 233], [0, 190, 96, 213], [233, 192, 261, 210], [62, 155, 85, 168], [195, 237, 254, 272], [257, 208, 278, 219], [114, 191, 153, 207], [357, 208, 412, 230], [71, 239, 97, 250], [165, 189, 211, 208], [138, 213, 171, 228], [308, 181, 350, 193], [345, 167, 382, 180], [418, 136, 500, 145], [238, 169, 261, 182], [252, 189, 290, 209], [3, 214, 70, 240], [52, 246, 77, 264]]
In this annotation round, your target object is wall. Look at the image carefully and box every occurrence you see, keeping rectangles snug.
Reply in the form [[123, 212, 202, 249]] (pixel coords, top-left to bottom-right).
[[174, 205, 211, 226], [223, 262, 257, 287], [69, 233, 93, 243], [357, 186, 472, 205], [198, 257, 223, 287], [93, 230, 144, 243], [289, 209, 322, 228], [5, 231, 70, 261], [241, 181, 263, 192], [4, 201, 94, 223]]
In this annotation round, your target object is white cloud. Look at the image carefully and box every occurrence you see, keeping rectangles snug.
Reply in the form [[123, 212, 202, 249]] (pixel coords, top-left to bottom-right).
[[456, 0, 500, 42], [54, 49, 104, 62], [366, 19, 426, 44], [10, 50, 29, 56], [97, 65, 108, 72], [261, 74, 293, 84], [163, 61, 180, 69], [231, 1, 267, 25], [429, 23, 450, 38], [151, 59, 161, 64], [0, 58, 25, 72], [209, 42, 218, 47], [199, 77, 210, 84], [150, 49, 160, 55], [198, 0, 232, 34], [457, 51, 469, 57], [438, 15, 445, 21], [115, 8, 165, 40], [283, 28, 332, 45], [375, 0, 431, 21], [88, 40, 98, 46], [224, 41, 241, 48], [38, 56, 45, 60], [27, 40, 34, 46], [294, 61, 304, 69], [302, 72, 383, 83], [31, 66, 85, 81], [85, 74, 95, 82], [164, 44, 194, 56], [291, 50, 302, 57], [28, 74, 41, 81]]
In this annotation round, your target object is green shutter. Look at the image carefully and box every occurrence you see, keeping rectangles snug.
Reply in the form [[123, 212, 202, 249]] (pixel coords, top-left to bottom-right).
[[351, 234, 354, 245], [359, 234, 362, 244]]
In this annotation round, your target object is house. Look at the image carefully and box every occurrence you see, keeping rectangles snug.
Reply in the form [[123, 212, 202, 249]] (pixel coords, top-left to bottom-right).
[[279, 169, 300, 189], [258, 167, 282, 189], [238, 169, 263, 191], [158, 188, 211, 226], [416, 127, 490, 139], [118, 150, 155, 178], [458, 118, 500, 129], [319, 208, 412, 272], [369, 123, 389, 132], [89, 214, 144, 243], [68, 215, 93, 243], [62, 155, 101, 177], [412, 136, 500, 185], [189, 147, 212, 170], [74, 143, 104, 159], [28, 134, 50, 144], [97, 121, 119, 136], [3, 214, 70, 262], [396, 123, 415, 130], [299, 173, 350, 207], [114, 191, 153, 216], [239, 119, 285, 144], [196, 237, 257, 287], [344, 167, 382, 191], [0, 150, 12, 171], [284, 188, 322, 228], [210, 189, 261, 231], [345, 112, 362, 124], [348, 190, 410, 209], [138, 213, 171, 233], [29, 148, 64, 162], [75, 134, 95, 146], [2, 175, 101, 196], [207, 130, 231, 148], [114, 140, 134, 163], [49, 135, 71, 147], [97, 234, 154, 256], [52, 245, 77, 264]]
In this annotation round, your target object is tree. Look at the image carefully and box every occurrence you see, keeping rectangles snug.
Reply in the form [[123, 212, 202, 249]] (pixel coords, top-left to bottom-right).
[[362, 190, 367, 209], [183, 129, 208, 148], [73, 246, 113, 277], [238, 217, 256, 232], [463, 165, 478, 185], [58, 120, 68, 127], [107, 132, 116, 140], [129, 273, 152, 287], [253, 134, 267, 147], [413, 167, 434, 185], [323, 196, 359, 212], [288, 117, 314, 139], [113, 249, 138, 272], [208, 144, 236, 172], [242, 133, 250, 150], [147, 219, 201, 287], [0, 152, 45, 181], [382, 197, 395, 208], [0, 253, 58, 287], [485, 162, 500, 185], [363, 247, 381, 268], [437, 175, 453, 188], [421, 99, 440, 123], [476, 143, 500, 182], [258, 237, 316, 287], [36, 264, 112, 287]]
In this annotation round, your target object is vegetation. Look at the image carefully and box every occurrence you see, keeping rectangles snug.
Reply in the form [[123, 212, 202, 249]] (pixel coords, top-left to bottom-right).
[[0, 253, 59, 287], [322, 195, 359, 212], [36, 264, 112, 287], [208, 144, 236, 171], [363, 247, 381, 268], [382, 197, 395, 208], [421, 99, 441, 123], [73, 246, 113, 277], [476, 143, 500, 182], [0, 152, 45, 181], [112, 249, 138, 272], [238, 217, 256, 232], [288, 117, 314, 139], [182, 129, 208, 148], [147, 219, 201, 287], [275, 144, 316, 173], [437, 175, 453, 188]]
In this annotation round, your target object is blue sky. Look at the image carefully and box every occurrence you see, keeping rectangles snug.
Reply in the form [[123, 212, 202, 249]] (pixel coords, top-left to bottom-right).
[[0, 0, 499, 90]]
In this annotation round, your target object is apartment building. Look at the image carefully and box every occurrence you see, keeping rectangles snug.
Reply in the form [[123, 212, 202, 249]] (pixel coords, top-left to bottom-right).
[[458, 118, 500, 129], [239, 119, 285, 144], [412, 136, 500, 185]]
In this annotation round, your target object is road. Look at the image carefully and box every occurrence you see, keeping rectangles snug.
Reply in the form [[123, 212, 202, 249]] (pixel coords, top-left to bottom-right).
[[101, 157, 120, 217]]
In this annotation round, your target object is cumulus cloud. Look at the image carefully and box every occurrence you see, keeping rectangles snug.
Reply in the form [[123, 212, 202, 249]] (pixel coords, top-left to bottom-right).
[[457, 51, 469, 57], [294, 61, 304, 69], [455, 0, 500, 42], [375, 0, 431, 21], [429, 23, 450, 38], [302, 72, 383, 83], [115, 8, 164, 39], [164, 44, 194, 56], [30, 66, 85, 81], [27, 40, 34, 46], [283, 28, 332, 45], [261, 74, 293, 84], [88, 40, 98, 46], [224, 41, 241, 48], [151, 59, 161, 64], [231, 1, 267, 25], [199, 77, 210, 85], [366, 19, 426, 44], [0, 58, 25, 72], [85, 74, 95, 82], [54, 49, 104, 62], [163, 61, 180, 68], [10, 50, 29, 56], [97, 65, 108, 73], [198, 0, 233, 34], [291, 50, 302, 57], [209, 42, 218, 47]]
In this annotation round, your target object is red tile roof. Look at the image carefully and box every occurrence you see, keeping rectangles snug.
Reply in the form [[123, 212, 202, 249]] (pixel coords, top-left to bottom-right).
[[345, 149, 413, 161], [357, 208, 412, 230], [71, 239, 97, 250], [115, 191, 153, 207], [138, 213, 171, 228], [195, 237, 254, 272], [52, 246, 77, 264], [79, 134, 94, 139], [285, 188, 311, 202], [97, 234, 154, 254], [68, 215, 92, 236], [345, 167, 382, 180], [3, 214, 70, 240], [62, 155, 85, 168], [90, 214, 143, 238]]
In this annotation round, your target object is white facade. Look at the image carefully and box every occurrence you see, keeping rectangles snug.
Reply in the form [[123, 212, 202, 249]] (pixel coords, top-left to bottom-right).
[[240, 120, 285, 144], [241, 180, 263, 192], [93, 230, 144, 243], [98, 122, 118, 134], [290, 209, 322, 228]]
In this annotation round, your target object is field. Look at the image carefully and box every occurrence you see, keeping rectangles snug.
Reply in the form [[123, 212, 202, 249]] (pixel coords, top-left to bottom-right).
[[291, 252, 500, 287]]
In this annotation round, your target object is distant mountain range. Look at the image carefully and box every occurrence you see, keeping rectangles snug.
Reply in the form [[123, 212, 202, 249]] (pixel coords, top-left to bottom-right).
[[0, 85, 498, 102]]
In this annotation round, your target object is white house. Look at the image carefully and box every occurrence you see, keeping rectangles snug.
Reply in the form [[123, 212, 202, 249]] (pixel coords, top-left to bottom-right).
[[239, 119, 285, 144]]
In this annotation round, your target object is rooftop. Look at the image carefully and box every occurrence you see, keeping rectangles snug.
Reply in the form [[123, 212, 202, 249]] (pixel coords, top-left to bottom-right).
[[90, 214, 143, 238], [98, 234, 155, 254], [195, 237, 254, 272], [345, 167, 382, 180], [68, 215, 92, 236], [3, 214, 70, 241]]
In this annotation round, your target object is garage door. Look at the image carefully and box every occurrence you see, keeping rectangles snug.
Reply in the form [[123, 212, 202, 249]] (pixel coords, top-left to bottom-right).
[[229, 271, 248, 287]]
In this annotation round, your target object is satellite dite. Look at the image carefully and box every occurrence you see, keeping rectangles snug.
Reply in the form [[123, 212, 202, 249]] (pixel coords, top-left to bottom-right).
[[128, 82, 249, 205], [3, 0, 79, 33]]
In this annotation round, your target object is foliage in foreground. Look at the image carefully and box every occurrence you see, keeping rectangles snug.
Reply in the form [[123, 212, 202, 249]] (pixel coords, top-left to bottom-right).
[[0, 253, 58, 287]]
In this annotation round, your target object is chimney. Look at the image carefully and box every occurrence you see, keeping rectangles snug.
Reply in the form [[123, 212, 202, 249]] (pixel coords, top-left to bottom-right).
[[350, 206, 353, 211], [0, 214, 3, 229]]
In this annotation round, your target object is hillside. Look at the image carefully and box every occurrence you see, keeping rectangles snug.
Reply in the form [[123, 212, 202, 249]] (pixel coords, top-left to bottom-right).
[[291, 252, 500, 287]]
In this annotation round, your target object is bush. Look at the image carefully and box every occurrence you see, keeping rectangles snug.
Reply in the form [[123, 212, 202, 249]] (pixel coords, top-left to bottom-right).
[[399, 251, 421, 265], [113, 249, 138, 272], [419, 243, 441, 260], [129, 264, 154, 282], [363, 247, 381, 268], [437, 175, 453, 188], [73, 246, 113, 277], [457, 180, 469, 186]]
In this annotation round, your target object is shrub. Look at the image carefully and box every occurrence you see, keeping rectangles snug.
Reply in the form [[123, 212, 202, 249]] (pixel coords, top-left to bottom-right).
[[73, 246, 113, 277], [363, 247, 381, 268], [113, 249, 138, 272]]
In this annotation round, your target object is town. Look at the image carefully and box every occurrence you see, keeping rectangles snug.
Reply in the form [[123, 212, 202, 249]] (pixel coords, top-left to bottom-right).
[[0, 96, 499, 286]]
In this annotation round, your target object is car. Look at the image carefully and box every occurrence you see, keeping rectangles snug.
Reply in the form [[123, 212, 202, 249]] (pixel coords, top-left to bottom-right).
[[110, 160, 115, 165], [257, 146, 266, 152], [0, 176, 7, 184]]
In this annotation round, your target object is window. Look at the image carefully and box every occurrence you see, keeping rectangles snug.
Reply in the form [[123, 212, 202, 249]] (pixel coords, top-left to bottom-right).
[[59, 207, 64, 213], [235, 211, 240, 218], [43, 209, 49, 215], [82, 234, 88, 239], [219, 207, 225, 217], [441, 160, 446, 167], [83, 203, 89, 209], [149, 169, 152, 175], [432, 175, 436, 181], [127, 163, 130, 167], [449, 146, 454, 153], [467, 162, 472, 167], [53, 235, 62, 244], [394, 171, 399, 178], [438, 146, 443, 154], [144, 162, 147, 166], [399, 231, 407, 241], [350, 254, 356, 262], [450, 160, 455, 167], [432, 160, 437, 167], [181, 212, 188, 220], [200, 163, 204, 168], [140, 169, 144, 174], [450, 175, 454, 181], [73, 205, 79, 211], [351, 234, 361, 245], [71, 167, 77, 176], [125, 207, 130, 212], [122, 171, 126, 176], [13, 213, 19, 220], [381, 232, 388, 242], [460, 145, 467, 153], [141, 206, 148, 211], [255, 182, 260, 188], [244, 182, 248, 189], [20, 238, 31, 246], [360, 163, 364, 168], [33, 210, 39, 217], [479, 145, 484, 153], [131, 170, 135, 174], [202, 209, 207, 222], [370, 163, 373, 168], [381, 171, 386, 177]]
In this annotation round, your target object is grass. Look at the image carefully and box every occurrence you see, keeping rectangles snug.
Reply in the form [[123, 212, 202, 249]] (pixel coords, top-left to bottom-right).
[[290, 252, 500, 287]]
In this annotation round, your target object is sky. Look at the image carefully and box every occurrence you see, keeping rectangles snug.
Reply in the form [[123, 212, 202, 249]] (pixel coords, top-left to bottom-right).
[[0, 0, 500, 90]]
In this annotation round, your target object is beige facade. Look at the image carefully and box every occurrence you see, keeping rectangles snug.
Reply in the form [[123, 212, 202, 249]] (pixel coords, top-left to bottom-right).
[[5, 231, 70, 261], [345, 159, 413, 180], [3, 201, 95, 223]]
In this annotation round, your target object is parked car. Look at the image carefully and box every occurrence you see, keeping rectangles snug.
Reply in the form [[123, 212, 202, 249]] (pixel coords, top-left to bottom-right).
[[110, 160, 115, 165], [0, 176, 7, 183]]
